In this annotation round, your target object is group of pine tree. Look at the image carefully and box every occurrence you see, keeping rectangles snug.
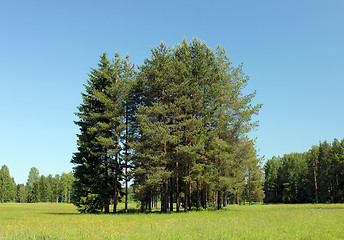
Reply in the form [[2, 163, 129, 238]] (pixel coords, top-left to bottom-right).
[[0, 165, 73, 203], [264, 138, 344, 204], [72, 38, 265, 213]]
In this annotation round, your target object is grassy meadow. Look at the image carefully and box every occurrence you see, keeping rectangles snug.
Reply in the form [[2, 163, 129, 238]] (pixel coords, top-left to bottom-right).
[[0, 203, 343, 239]]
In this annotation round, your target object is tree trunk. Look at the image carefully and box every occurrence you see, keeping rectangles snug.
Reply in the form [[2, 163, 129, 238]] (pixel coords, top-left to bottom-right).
[[125, 175, 128, 213], [113, 154, 118, 213], [166, 179, 169, 212], [125, 106, 129, 214], [104, 200, 109, 213], [161, 179, 169, 213], [203, 184, 207, 209], [113, 185, 118, 213], [184, 181, 188, 212], [223, 191, 227, 207], [170, 178, 174, 212], [148, 197, 152, 211], [161, 184, 165, 213], [213, 191, 216, 207], [312, 157, 319, 204], [243, 188, 246, 205], [196, 181, 200, 211], [141, 200, 145, 213], [236, 188, 239, 205], [249, 184, 251, 206], [217, 190, 222, 210], [176, 161, 180, 212], [188, 183, 192, 211]]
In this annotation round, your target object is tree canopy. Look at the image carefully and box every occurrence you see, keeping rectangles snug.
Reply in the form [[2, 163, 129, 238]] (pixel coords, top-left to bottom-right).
[[72, 38, 264, 213]]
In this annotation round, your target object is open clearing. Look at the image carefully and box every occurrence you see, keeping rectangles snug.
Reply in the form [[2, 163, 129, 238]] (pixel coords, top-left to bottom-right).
[[0, 203, 343, 239]]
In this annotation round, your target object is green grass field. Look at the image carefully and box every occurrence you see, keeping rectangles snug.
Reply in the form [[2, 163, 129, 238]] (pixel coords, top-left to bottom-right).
[[0, 203, 343, 239]]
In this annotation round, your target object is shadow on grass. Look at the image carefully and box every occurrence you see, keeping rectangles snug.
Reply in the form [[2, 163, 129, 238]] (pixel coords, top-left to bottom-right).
[[43, 212, 80, 216], [116, 205, 241, 214], [44, 205, 243, 216]]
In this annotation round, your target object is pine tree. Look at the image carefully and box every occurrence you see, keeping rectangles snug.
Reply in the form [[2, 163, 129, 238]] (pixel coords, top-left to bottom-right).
[[38, 175, 47, 202], [120, 55, 136, 213], [132, 38, 262, 212], [242, 142, 265, 205], [26, 167, 40, 203], [330, 139, 344, 202], [133, 42, 176, 213], [317, 141, 332, 203]]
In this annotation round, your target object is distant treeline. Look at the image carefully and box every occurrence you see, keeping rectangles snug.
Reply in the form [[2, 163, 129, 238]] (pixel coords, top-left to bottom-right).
[[0, 166, 73, 203], [264, 138, 344, 204]]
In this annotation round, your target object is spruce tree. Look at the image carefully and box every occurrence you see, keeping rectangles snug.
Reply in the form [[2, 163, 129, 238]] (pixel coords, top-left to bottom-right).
[[72, 53, 117, 213], [0, 165, 16, 203], [72, 52, 135, 213]]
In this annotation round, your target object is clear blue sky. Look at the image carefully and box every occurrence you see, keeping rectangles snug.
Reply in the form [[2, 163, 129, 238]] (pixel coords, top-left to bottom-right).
[[1, 0, 343, 184]]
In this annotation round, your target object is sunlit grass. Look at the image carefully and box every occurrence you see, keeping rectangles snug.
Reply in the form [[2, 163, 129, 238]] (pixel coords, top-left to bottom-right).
[[0, 203, 344, 239]]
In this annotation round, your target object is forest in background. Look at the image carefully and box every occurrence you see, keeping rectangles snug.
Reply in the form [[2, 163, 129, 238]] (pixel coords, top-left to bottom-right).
[[0, 166, 73, 204], [264, 138, 344, 204]]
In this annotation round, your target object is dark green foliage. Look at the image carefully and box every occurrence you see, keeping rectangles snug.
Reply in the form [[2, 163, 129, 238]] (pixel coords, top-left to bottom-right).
[[264, 138, 344, 203], [72, 52, 135, 213], [0, 165, 16, 202], [15, 184, 25, 203], [72, 53, 115, 213], [73, 38, 263, 213], [264, 157, 282, 203], [132, 38, 263, 212]]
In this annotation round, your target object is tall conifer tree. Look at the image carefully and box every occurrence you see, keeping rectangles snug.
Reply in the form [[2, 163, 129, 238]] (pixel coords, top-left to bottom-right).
[[72, 53, 134, 213], [0, 165, 16, 203]]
